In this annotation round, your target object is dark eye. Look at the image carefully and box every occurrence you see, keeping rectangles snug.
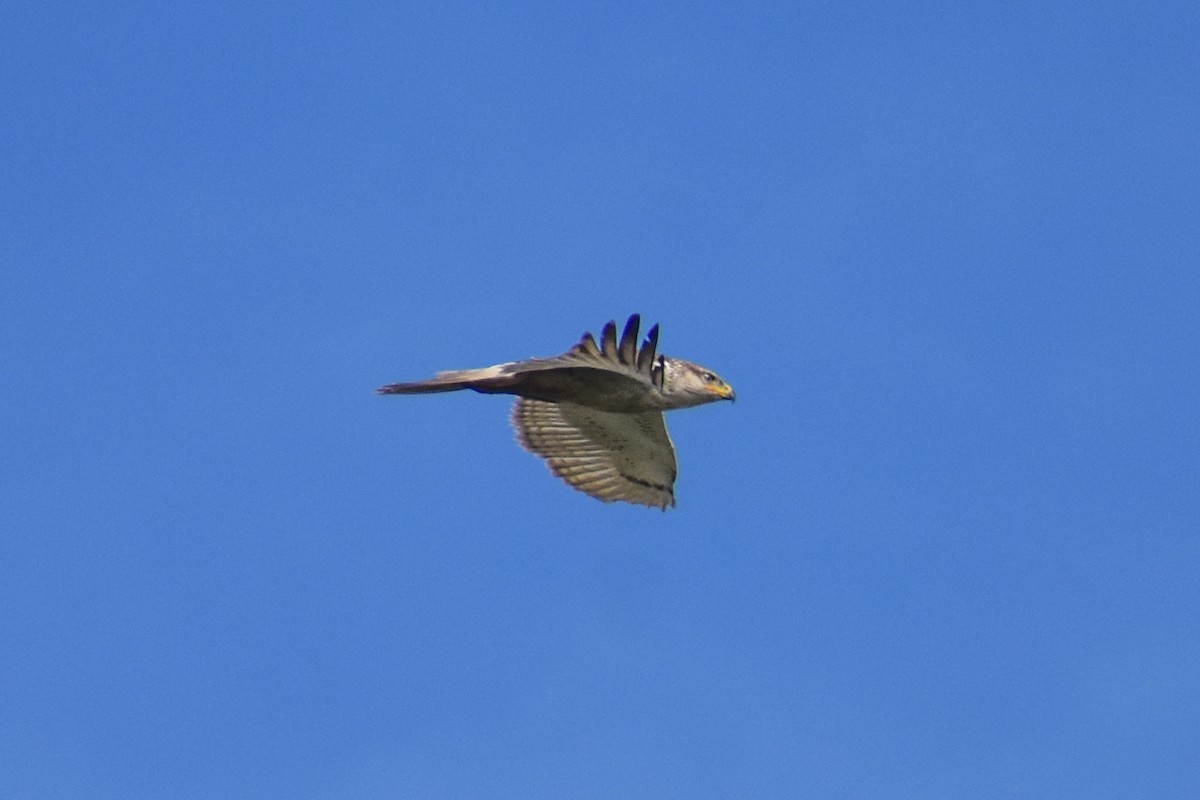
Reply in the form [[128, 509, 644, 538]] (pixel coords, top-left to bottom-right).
[[702, 371, 717, 383]]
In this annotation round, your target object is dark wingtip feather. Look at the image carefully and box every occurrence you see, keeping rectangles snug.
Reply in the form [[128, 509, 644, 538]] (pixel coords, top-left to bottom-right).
[[573, 331, 601, 357], [637, 323, 660, 373], [600, 320, 618, 356], [619, 315, 640, 365]]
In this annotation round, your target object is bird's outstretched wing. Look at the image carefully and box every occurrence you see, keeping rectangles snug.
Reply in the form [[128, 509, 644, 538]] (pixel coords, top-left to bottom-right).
[[512, 398, 677, 509], [376, 315, 664, 407]]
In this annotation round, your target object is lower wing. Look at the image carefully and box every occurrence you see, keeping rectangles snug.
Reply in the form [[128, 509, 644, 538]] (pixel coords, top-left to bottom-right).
[[511, 398, 677, 509]]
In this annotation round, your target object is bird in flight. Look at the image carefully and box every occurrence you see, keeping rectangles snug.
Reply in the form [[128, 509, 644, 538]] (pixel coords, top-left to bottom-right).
[[377, 315, 735, 509]]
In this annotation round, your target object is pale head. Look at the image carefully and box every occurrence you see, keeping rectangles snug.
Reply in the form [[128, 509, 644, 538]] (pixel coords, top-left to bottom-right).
[[659, 357, 736, 408]]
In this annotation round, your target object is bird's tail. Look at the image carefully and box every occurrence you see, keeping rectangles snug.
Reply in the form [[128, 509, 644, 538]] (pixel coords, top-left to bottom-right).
[[375, 365, 509, 395]]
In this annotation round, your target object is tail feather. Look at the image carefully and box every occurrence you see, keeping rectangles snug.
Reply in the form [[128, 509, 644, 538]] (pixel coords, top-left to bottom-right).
[[376, 365, 508, 395], [376, 380, 470, 395]]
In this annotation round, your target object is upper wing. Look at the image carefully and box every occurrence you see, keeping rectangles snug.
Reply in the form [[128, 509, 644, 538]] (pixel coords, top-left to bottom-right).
[[544, 313, 663, 389], [512, 398, 677, 510], [377, 315, 664, 402]]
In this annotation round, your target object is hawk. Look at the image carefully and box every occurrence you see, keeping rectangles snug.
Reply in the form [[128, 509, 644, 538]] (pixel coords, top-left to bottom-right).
[[377, 315, 735, 509]]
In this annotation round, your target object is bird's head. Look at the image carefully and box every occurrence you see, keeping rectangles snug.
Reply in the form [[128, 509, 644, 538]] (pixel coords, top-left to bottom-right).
[[659, 357, 736, 407]]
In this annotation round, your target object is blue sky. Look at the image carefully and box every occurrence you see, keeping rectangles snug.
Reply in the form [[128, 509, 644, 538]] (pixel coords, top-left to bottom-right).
[[3, 2, 1198, 797]]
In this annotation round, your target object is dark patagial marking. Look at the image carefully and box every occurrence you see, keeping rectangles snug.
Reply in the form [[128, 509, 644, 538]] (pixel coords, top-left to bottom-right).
[[619, 470, 673, 495]]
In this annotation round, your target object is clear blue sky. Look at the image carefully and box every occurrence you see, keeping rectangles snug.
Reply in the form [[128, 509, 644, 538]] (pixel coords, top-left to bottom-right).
[[3, 2, 1198, 798]]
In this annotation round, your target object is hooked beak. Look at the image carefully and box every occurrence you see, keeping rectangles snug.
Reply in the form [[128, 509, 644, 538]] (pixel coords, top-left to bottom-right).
[[713, 384, 736, 402]]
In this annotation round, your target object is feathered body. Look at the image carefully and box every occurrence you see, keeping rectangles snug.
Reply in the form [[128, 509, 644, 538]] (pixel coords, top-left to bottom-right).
[[377, 315, 734, 509]]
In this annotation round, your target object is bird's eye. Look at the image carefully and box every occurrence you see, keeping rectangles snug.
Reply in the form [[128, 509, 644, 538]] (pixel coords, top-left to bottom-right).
[[702, 371, 717, 383]]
